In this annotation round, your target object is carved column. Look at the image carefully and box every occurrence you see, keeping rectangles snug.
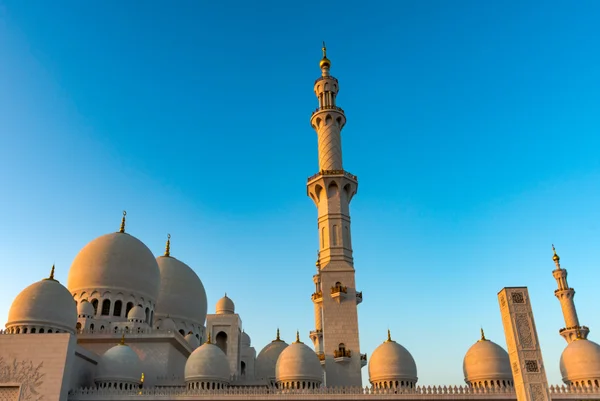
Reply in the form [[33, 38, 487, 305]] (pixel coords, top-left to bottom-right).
[[498, 287, 551, 401]]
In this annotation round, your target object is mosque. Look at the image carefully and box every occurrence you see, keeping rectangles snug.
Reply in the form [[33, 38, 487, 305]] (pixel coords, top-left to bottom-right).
[[1, 46, 600, 401]]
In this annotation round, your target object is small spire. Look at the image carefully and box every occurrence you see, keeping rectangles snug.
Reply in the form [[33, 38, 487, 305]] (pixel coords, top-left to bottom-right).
[[49, 264, 55, 280], [480, 327, 487, 341], [385, 329, 392, 342], [164, 234, 171, 257], [119, 211, 127, 233], [205, 331, 212, 344], [120, 333, 126, 345], [315, 250, 321, 269], [319, 42, 331, 70], [294, 330, 302, 344], [552, 244, 561, 269], [275, 328, 281, 341]]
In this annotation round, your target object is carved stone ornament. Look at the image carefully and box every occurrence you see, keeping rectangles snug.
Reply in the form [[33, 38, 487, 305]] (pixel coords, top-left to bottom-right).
[[512, 292, 525, 304], [525, 360, 539, 373], [0, 357, 44, 401]]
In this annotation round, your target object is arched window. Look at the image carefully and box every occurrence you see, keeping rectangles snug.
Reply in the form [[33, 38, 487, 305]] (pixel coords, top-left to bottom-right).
[[150, 310, 154, 325], [39, 328, 44, 333], [216, 331, 228, 355], [145, 307, 150, 323], [31, 328, 36, 333], [91, 299, 99, 314], [241, 361, 246, 376], [90, 324, 95, 331], [179, 329, 185, 336], [76, 322, 82, 331], [113, 300, 122, 317], [125, 302, 134, 316], [101, 300, 111, 316]]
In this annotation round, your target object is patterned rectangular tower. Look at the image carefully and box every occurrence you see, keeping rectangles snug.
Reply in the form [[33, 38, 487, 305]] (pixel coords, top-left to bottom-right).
[[498, 287, 551, 401]]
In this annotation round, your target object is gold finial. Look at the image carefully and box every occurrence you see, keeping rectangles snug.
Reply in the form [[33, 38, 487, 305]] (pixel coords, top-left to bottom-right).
[[319, 41, 331, 69], [164, 234, 171, 257], [140, 373, 144, 383], [275, 328, 281, 342], [119, 210, 127, 233], [480, 327, 487, 341], [385, 329, 392, 342], [49, 264, 55, 280], [316, 251, 321, 269], [120, 333, 126, 345], [552, 244, 561, 268], [205, 331, 212, 344], [294, 331, 303, 344]]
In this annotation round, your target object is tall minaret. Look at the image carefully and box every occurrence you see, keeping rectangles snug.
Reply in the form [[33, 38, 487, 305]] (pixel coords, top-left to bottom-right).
[[307, 43, 362, 387], [552, 245, 589, 343]]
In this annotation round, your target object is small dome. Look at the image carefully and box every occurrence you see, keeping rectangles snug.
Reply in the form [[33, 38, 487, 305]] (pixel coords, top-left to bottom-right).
[[185, 342, 230, 384], [155, 255, 207, 326], [216, 295, 235, 315], [256, 334, 288, 381], [68, 231, 160, 302], [158, 317, 177, 331], [128, 305, 146, 322], [6, 273, 77, 334], [241, 331, 251, 347], [369, 333, 417, 385], [77, 299, 95, 318], [95, 341, 142, 385], [275, 337, 322, 385], [560, 339, 600, 384], [185, 333, 200, 350], [463, 335, 512, 385]]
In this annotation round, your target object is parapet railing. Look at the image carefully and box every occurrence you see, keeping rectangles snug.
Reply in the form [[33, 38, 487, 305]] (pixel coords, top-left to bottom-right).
[[69, 384, 600, 399], [307, 170, 358, 183]]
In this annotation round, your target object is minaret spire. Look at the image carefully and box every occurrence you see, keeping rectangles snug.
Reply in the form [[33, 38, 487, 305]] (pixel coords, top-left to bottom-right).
[[307, 44, 362, 387], [551, 245, 589, 342]]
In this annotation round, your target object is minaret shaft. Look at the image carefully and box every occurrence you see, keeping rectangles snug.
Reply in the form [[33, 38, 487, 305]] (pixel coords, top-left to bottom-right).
[[307, 45, 362, 387]]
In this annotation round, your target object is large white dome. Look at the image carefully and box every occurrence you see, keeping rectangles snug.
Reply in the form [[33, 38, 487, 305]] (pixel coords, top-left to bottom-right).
[[256, 331, 288, 381], [185, 342, 231, 385], [369, 332, 417, 386], [68, 231, 160, 302], [560, 339, 600, 385], [95, 341, 143, 385], [275, 335, 322, 386], [6, 269, 77, 334], [463, 333, 512, 386], [155, 255, 207, 326]]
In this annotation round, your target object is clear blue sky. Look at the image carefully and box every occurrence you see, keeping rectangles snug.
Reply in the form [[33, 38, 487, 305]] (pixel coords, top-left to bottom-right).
[[1, 0, 600, 387]]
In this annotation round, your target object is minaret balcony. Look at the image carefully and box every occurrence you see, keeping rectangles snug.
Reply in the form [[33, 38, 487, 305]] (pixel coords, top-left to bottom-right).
[[360, 353, 367, 368], [356, 291, 363, 305], [330, 284, 348, 303], [333, 348, 352, 363], [307, 170, 358, 184], [309, 329, 323, 342], [314, 76, 338, 85], [311, 105, 345, 116], [316, 352, 326, 365], [311, 291, 323, 303]]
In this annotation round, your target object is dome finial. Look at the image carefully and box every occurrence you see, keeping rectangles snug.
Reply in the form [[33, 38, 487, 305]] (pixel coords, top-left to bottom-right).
[[49, 264, 55, 280], [120, 333, 126, 345], [164, 234, 171, 257], [319, 41, 331, 70], [119, 210, 127, 233], [386, 329, 392, 342], [206, 331, 212, 344], [552, 244, 561, 268], [276, 328, 281, 341], [294, 330, 302, 344], [480, 327, 487, 341]]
